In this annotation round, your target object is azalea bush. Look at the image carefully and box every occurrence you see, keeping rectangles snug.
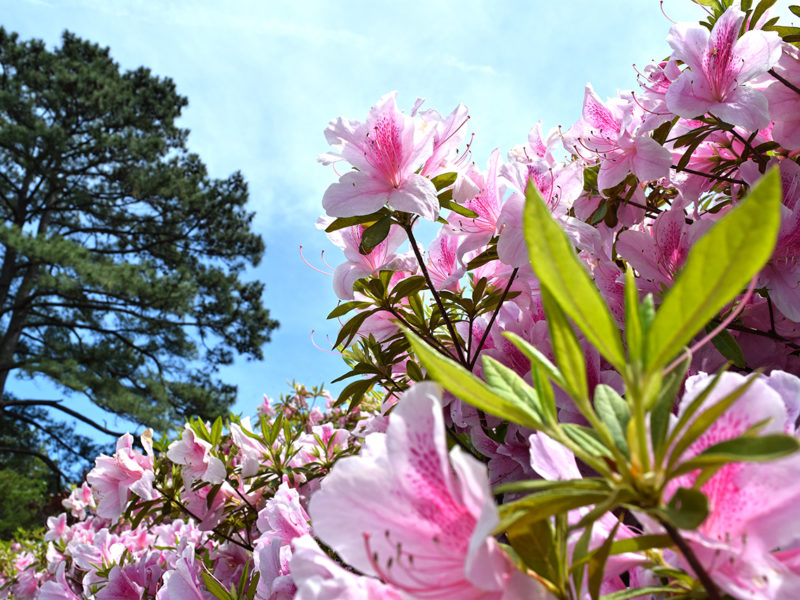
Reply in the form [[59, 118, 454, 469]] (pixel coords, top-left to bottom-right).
[[6, 1, 800, 598]]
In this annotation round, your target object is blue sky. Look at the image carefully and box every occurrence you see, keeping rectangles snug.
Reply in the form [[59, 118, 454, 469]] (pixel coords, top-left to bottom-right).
[[2, 0, 772, 438]]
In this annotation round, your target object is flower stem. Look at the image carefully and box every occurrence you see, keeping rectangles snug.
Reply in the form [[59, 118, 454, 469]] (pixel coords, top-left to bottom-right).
[[403, 223, 467, 365], [659, 519, 721, 600]]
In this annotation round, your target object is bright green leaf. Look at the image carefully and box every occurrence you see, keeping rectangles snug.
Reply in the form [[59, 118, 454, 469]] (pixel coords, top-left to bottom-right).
[[646, 168, 781, 370], [406, 329, 543, 430], [523, 181, 625, 370]]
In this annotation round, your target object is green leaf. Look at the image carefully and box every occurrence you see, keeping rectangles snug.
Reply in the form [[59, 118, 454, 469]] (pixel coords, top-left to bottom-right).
[[507, 519, 560, 585], [495, 476, 610, 495], [541, 286, 588, 402], [503, 332, 566, 392], [327, 300, 371, 319], [440, 197, 480, 218], [324, 208, 391, 232], [599, 586, 683, 600], [646, 168, 782, 370], [750, 0, 777, 30], [210, 416, 223, 445], [430, 172, 458, 190], [359, 215, 393, 255], [670, 434, 800, 478], [571, 519, 595, 594], [333, 308, 378, 348], [562, 424, 614, 459], [707, 325, 746, 368], [660, 487, 708, 530], [481, 355, 545, 420], [791, 5, 800, 17], [667, 372, 754, 470], [523, 181, 625, 370], [651, 354, 689, 462], [498, 488, 611, 532], [202, 571, 233, 600], [466, 245, 499, 270], [406, 329, 543, 430], [624, 266, 643, 364], [389, 275, 427, 300], [594, 385, 630, 456]]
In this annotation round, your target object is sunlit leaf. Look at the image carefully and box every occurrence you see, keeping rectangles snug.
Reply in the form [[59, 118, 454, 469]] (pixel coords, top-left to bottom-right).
[[646, 169, 781, 370], [523, 181, 625, 370]]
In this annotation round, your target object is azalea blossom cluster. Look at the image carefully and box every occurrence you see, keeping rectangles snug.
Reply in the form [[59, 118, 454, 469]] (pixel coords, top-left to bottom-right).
[[6, 2, 800, 599]]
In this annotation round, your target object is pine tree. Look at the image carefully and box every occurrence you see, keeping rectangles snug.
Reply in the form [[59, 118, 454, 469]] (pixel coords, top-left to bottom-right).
[[0, 28, 278, 486]]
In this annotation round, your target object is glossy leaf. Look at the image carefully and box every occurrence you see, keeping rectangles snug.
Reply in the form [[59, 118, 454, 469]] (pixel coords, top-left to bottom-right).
[[646, 169, 781, 370], [661, 487, 708, 530], [406, 329, 544, 430], [507, 519, 560, 586], [670, 434, 800, 478], [498, 488, 612, 532], [594, 385, 630, 456], [324, 208, 391, 232], [541, 286, 588, 402], [358, 215, 392, 255], [430, 171, 458, 190], [707, 326, 746, 368], [327, 300, 371, 319], [523, 181, 626, 370], [482, 355, 543, 420]]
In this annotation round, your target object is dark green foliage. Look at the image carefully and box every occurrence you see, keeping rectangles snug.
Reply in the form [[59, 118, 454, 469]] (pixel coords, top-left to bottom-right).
[[0, 28, 278, 484]]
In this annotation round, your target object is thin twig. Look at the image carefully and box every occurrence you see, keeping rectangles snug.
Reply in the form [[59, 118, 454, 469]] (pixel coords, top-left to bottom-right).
[[660, 519, 721, 600], [154, 484, 253, 551], [468, 268, 519, 370], [769, 68, 800, 96], [670, 165, 745, 185], [403, 224, 467, 365]]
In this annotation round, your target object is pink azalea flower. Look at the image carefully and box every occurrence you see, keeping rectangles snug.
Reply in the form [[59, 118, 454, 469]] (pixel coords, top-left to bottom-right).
[[290, 535, 403, 600], [508, 121, 560, 166], [414, 100, 471, 178], [663, 370, 800, 599], [166, 423, 226, 485], [616, 205, 710, 296], [765, 43, 800, 149], [427, 230, 464, 291], [86, 432, 156, 522], [741, 159, 800, 322], [308, 382, 547, 599], [230, 417, 270, 478], [565, 84, 671, 192], [665, 6, 781, 131], [320, 217, 416, 301], [62, 482, 96, 519], [632, 60, 682, 132], [44, 513, 68, 543], [155, 545, 207, 600], [446, 149, 506, 262], [256, 483, 311, 542], [321, 92, 439, 221], [36, 563, 78, 600], [255, 535, 296, 600]]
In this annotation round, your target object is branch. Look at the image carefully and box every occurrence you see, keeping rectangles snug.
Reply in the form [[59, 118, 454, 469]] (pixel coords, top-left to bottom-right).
[[0, 445, 69, 488], [7, 410, 92, 463], [2, 399, 126, 438], [660, 519, 721, 600], [468, 268, 519, 370], [769, 68, 800, 96], [670, 164, 744, 185], [402, 223, 467, 365]]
